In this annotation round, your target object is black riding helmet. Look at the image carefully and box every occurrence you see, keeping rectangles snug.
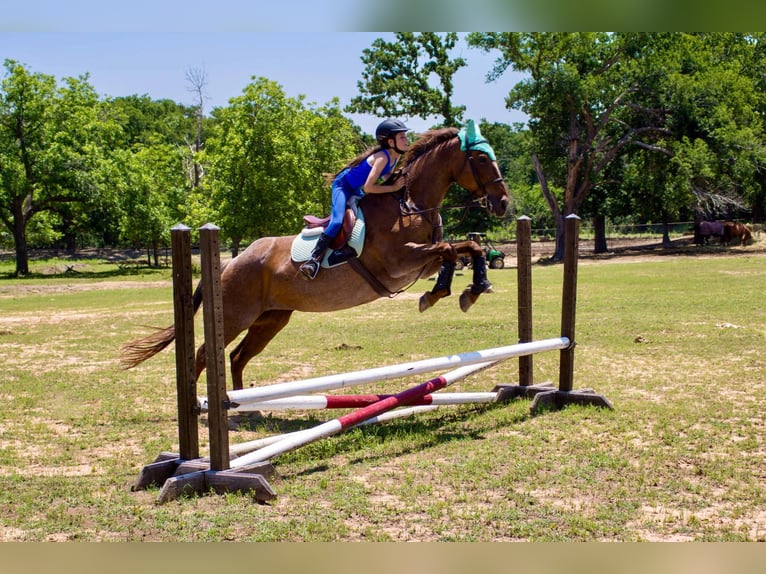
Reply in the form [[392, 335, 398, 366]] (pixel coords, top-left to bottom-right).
[[375, 119, 410, 148]]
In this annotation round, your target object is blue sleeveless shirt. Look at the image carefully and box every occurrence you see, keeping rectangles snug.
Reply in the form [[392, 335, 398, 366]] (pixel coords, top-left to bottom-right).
[[339, 149, 398, 194]]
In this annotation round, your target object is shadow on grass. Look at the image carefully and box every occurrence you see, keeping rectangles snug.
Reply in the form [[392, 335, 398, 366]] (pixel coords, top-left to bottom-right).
[[227, 402, 532, 477], [0, 265, 168, 281]]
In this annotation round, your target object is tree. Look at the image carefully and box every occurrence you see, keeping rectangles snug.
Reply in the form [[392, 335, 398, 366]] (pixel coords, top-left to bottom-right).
[[112, 143, 187, 264], [203, 78, 359, 255], [347, 33, 466, 127], [185, 67, 208, 190], [0, 60, 108, 275]]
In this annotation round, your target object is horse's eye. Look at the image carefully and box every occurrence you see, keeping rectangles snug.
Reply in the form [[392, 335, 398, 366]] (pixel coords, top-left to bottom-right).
[[478, 155, 489, 164]]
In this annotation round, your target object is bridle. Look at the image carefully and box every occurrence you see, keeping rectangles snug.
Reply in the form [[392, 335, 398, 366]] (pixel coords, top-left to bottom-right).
[[463, 139, 505, 204], [397, 134, 504, 212]]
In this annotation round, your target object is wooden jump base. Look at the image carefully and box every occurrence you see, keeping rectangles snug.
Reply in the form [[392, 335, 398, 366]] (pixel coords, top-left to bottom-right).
[[133, 214, 611, 503]]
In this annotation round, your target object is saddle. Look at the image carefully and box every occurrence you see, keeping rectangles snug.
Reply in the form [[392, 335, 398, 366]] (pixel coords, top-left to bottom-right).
[[302, 207, 357, 250], [291, 203, 366, 269]]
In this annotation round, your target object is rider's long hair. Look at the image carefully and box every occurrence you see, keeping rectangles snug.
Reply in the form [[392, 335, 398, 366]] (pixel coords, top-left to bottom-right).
[[335, 145, 383, 176]]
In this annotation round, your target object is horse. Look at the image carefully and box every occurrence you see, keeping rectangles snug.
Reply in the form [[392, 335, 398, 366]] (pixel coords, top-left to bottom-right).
[[723, 221, 752, 245], [121, 121, 510, 390], [698, 220, 725, 244]]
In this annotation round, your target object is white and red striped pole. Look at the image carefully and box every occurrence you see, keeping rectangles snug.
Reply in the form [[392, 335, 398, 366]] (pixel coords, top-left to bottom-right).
[[203, 337, 570, 410], [220, 391, 498, 413], [229, 360, 497, 468]]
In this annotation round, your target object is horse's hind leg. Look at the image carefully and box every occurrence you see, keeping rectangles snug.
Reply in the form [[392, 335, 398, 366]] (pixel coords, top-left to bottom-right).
[[229, 310, 294, 390]]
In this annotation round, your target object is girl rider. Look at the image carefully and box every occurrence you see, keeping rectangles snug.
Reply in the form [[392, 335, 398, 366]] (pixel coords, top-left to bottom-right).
[[300, 119, 411, 280]]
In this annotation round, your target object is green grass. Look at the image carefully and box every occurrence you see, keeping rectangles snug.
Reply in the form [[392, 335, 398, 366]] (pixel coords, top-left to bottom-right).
[[1, 245, 765, 541]]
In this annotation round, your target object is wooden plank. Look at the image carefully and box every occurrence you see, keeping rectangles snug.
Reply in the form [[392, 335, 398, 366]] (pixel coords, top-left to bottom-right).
[[205, 471, 277, 502], [559, 215, 580, 392], [157, 471, 207, 503], [493, 382, 555, 402], [171, 225, 200, 460], [132, 458, 179, 490], [529, 390, 614, 415], [199, 224, 230, 471], [516, 216, 533, 387]]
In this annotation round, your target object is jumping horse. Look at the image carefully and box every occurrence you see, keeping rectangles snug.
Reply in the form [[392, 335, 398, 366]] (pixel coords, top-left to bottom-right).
[[121, 120, 510, 390]]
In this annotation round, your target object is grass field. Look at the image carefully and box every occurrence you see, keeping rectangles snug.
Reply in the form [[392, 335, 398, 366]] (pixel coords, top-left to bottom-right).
[[1, 240, 765, 541]]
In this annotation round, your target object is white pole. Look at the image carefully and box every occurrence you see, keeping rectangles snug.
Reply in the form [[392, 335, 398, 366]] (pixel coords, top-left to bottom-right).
[[229, 405, 440, 457], [204, 337, 569, 410], [229, 360, 498, 468], [222, 391, 499, 413]]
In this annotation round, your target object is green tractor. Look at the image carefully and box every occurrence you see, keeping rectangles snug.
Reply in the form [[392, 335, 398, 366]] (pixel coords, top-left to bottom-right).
[[456, 232, 506, 270]]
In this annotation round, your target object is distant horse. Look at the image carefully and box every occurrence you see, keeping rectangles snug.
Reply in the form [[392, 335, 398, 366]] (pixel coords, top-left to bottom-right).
[[723, 221, 753, 245], [698, 220, 725, 244], [121, 122, 510, 390]]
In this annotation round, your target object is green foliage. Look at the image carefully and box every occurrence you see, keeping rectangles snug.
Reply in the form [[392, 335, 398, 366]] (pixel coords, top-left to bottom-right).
[[347, 32, 466, 127], [3, 33, 766, 274], [203, 78, 359, 251]]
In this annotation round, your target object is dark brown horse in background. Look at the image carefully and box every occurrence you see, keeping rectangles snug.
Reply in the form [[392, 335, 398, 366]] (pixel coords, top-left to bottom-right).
[[121, 124, 510, 390]]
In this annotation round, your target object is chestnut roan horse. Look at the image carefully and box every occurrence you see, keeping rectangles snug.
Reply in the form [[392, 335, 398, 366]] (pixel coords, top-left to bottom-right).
[[121, 121, 510, 390]]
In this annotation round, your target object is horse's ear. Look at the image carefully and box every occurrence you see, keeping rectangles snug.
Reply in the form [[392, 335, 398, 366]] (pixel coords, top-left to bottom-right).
[[466, 119, 477, 143]]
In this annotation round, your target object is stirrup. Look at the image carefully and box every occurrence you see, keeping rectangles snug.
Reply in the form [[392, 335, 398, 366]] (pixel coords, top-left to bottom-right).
[[300, 259, 320, 280]]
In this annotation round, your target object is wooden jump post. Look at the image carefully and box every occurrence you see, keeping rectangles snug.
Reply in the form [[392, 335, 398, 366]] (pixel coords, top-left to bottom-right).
[[495, 214, 613, 413], [132, 224, 275, 504]]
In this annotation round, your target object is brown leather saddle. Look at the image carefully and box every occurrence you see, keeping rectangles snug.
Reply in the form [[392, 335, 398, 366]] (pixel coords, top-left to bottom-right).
[[302, 207, 357, 250]]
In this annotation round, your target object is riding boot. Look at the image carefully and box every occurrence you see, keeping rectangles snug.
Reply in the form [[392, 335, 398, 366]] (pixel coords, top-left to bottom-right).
[[432, 260, 456, 294], [470, 255, 492, 294], [300, 232, 333, 280]]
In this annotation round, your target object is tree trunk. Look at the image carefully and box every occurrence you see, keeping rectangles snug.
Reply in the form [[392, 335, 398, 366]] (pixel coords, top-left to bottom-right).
[[593, 214, 608, 253], [11, 199, 29, 276], [661, 211, 672, 246], [230, 238, 241, 258]]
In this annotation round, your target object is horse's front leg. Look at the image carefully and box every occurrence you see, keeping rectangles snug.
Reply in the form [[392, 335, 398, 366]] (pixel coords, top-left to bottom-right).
[[459, 252, 494, 313], [418, 241, 460, 313], [419, 240, 488, 313], [419, 259, 456, 312]]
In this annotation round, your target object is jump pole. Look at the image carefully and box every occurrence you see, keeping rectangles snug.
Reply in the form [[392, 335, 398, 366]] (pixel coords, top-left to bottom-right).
[[215, 391, 500, 413], [201, 337, 569, 412], [230, 360, 499, 468], [230, 405, 441, 457]]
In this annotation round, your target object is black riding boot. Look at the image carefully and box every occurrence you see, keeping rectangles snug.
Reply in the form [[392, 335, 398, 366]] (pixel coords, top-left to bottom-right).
[[300, 233, 333, 280], [470, 255, 492, 294]]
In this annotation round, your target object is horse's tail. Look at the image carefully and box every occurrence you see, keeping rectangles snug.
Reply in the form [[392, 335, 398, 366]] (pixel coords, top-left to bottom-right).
[[120, 280, 204, 369]]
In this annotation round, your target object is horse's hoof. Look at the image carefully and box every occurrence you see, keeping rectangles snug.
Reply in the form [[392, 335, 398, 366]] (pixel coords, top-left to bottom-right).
[[459, 289, 479, 312], [419, 293, 432, 313]]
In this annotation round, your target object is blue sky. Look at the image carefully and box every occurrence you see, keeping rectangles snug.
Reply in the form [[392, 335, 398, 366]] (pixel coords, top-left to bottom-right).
[[1, 31, 528, 136]]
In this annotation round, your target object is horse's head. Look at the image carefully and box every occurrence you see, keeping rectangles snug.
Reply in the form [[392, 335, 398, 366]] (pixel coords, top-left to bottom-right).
[[453, 120, 510, 217], [402, 122, 510, 217]]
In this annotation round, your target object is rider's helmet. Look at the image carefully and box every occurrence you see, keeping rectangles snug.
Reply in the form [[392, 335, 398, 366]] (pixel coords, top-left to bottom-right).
[[375, 119, 410, 148]]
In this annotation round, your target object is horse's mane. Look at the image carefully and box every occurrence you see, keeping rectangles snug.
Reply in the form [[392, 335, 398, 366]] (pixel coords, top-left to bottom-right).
[[402, 127, 459, 167]]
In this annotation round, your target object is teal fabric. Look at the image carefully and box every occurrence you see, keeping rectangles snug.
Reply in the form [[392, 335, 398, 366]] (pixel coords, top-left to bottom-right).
[[458, 119, 497, 161]]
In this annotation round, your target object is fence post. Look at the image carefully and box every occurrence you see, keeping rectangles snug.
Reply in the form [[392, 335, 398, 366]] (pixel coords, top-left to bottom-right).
[[516, 216, 533, 387], [170, 224, 199, 460], [558, 214, 580, 392], [199, 223, 230, 471]]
